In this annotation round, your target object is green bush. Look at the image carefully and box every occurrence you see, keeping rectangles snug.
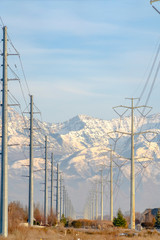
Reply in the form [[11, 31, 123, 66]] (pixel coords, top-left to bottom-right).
[[113, 209, 127, 228], [60, 214, 67, 226], [155, 209, 160, 229]]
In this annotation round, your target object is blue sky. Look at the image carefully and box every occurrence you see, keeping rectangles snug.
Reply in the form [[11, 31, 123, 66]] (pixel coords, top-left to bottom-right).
[[1, 0, 160, 123]]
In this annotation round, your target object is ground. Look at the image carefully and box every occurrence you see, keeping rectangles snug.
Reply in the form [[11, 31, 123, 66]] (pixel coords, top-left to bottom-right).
[[1, 226, 160, 240]]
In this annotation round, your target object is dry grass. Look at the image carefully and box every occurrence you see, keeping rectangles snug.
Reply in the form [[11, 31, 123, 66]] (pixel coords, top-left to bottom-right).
[[1, 226, 160, 240]]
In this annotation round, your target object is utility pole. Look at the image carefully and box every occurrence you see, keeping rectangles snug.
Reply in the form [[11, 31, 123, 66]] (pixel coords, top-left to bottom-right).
[[89, 201, 91, 220], [101, 169, 103, 220], [44, 136, 48, 225], [92, 193, 95, 220], [51, 153, 54, 214], [110, 148, 113, 222], [64, 190, 67, 218], [90, 194, 93, 220], [56, 163, 60, 221], [63, 185, 65, 217], [131, 98, 135, 230], [60, 174, 63, 219], [65, 192, 68, 218], [68, 199, 71, 218], [0, 26, 8, 237], [96, 181, 98, 220], [28, 95, 33, 226], [113, 98, 152, 229]]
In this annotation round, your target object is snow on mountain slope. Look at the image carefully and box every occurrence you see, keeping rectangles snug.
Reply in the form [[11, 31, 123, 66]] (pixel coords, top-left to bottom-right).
[[5, 108, 160, 180], [2, 108, 160, 214]]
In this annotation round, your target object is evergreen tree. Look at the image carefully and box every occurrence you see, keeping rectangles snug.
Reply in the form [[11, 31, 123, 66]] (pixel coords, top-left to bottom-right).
[[60, 214, 67, 226], [155, 209, 160, 229], [113, 209, 127, 227]]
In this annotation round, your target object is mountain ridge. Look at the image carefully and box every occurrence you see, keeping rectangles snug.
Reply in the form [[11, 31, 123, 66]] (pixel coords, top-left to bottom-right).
[[3, 108, 160, 214]]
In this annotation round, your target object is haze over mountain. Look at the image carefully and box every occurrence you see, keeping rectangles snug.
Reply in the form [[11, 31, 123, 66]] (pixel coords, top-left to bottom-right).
[[4, 108, 160, 216]]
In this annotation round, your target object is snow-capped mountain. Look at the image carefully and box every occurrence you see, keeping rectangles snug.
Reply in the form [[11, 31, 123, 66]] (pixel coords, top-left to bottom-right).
[[3, 108, 160, 215]]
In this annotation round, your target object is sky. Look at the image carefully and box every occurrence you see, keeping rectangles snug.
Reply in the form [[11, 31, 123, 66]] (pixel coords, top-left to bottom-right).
[[1, 0, 160, 123]]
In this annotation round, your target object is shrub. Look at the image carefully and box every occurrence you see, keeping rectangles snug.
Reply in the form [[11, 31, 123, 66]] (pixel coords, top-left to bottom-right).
[[113, 209, 127, 228], [72, 220, 82, 228], [60, 214, 67, 226], [155, 209, 160, 229], [34, 203, 42, 225], [8, 201, 27, 233], [47, 212, 57, 226], [141, 222, 154, 229]]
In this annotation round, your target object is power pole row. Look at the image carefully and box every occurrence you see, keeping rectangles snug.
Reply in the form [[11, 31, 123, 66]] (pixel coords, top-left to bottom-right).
[[2, 25, 148, 235], [84, 150, 113, 222], [0, 26, 76, 238], [55, 165, 75, 220], [43, 154, 75, 223]]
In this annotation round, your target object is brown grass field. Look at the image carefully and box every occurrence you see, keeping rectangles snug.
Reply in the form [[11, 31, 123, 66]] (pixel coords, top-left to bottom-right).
[[1, 226, 160, 240], [3, 203, 160, 240]]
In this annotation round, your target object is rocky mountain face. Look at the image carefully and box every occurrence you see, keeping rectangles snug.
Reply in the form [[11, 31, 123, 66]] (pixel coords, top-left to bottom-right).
[[3, 108, 160, 215]]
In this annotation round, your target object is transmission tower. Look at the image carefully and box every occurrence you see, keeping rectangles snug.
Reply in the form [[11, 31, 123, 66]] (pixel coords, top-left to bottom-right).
[[44, 136, 48, 225], [92, 192, 95, 220], [56, 163, 60, 221], [0, 26, 8, 238], [63, 185, 65, 217], [101, 169, 103, 220], [28, 95, 33, 226], [60, 174, 63, 219], [96, 181, 98, 220], [110, 147, 113, 222], [50, 153, 54, 214], [113, 98, 153, 229]]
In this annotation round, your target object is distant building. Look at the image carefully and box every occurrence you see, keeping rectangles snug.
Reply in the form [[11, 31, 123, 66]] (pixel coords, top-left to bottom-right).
[[141, 208, 160, 223]]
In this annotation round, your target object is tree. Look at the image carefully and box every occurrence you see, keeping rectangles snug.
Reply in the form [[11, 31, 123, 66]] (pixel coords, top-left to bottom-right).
[[155, 209, 160, 229], [60, 214, 67, 226], [48, 211, 57, 226], [113, 209, 127, 228], [8, 201, 27, 233], [34, 203, 42, 225]]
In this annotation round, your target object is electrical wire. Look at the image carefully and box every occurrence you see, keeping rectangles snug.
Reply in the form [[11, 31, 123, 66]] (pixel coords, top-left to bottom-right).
[[137, 43, 160, 107]]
